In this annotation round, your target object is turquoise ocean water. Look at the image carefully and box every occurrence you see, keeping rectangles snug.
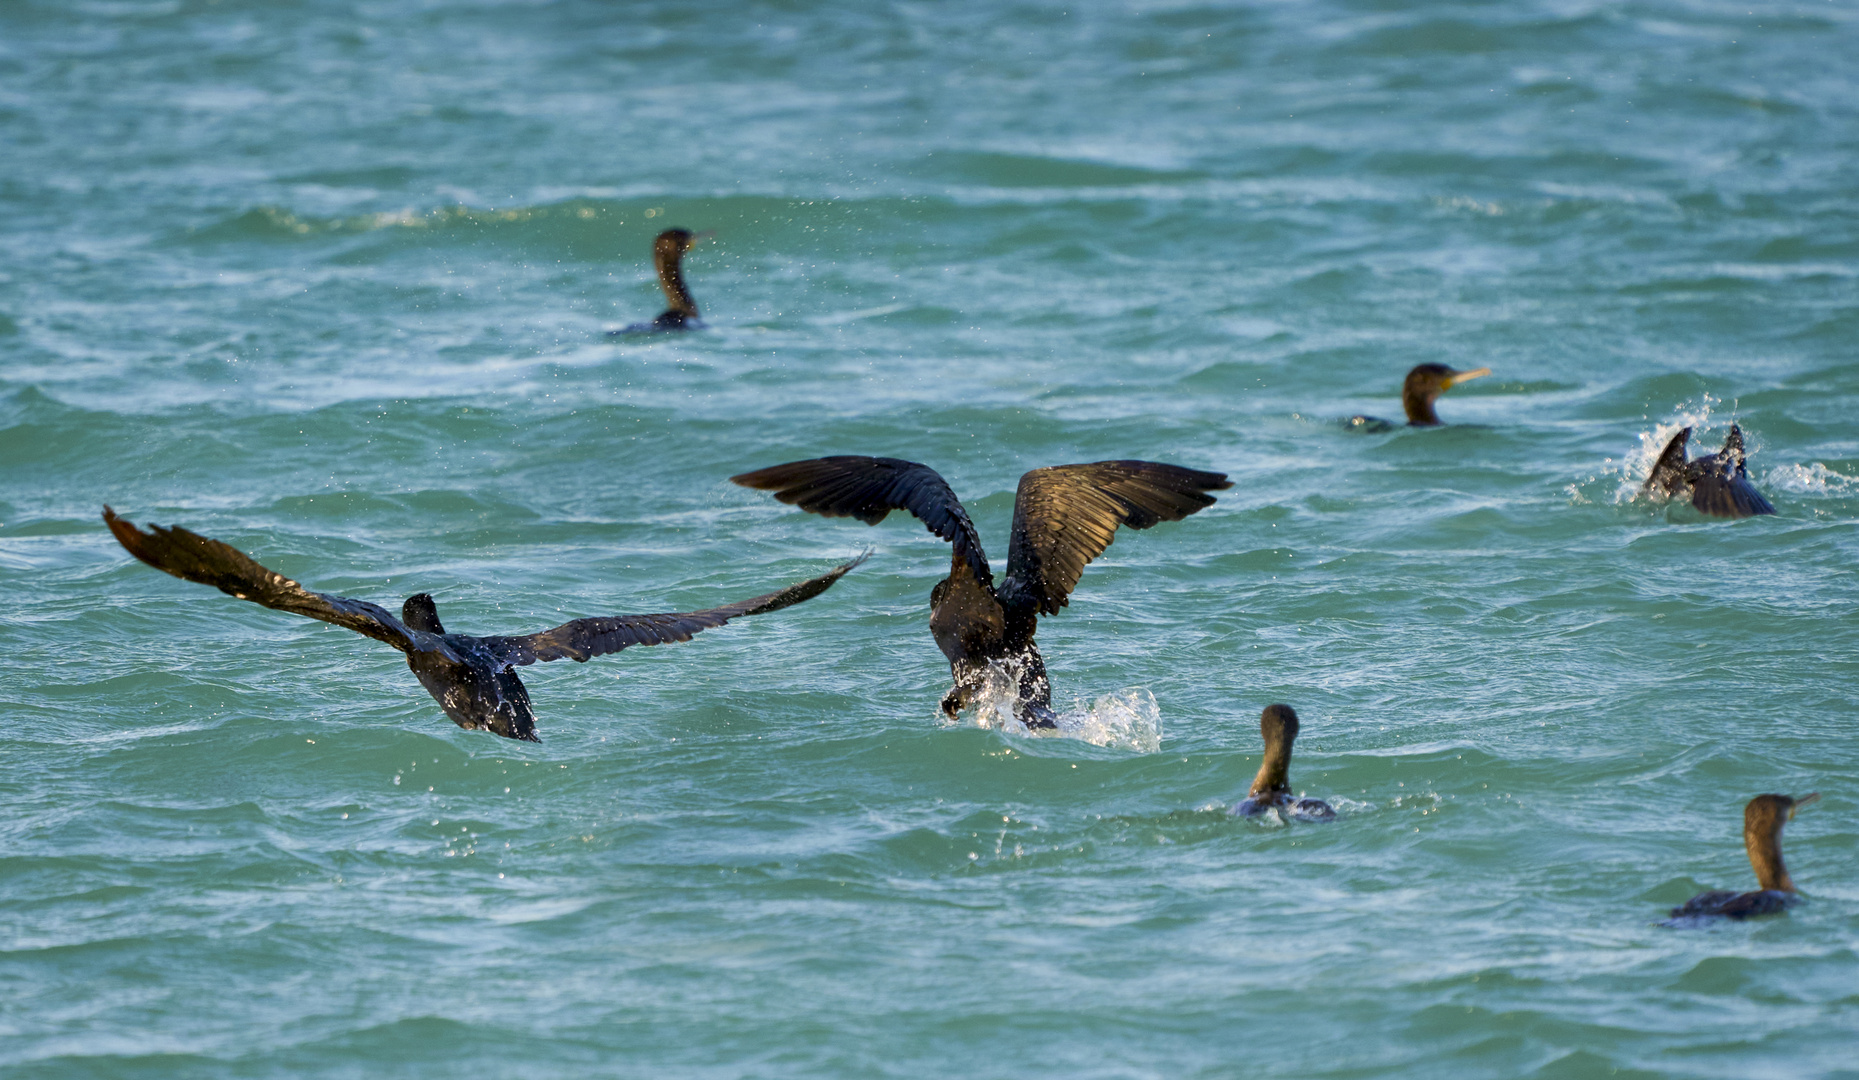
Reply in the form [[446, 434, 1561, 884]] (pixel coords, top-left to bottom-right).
[[3, 1, 1857, 1076]]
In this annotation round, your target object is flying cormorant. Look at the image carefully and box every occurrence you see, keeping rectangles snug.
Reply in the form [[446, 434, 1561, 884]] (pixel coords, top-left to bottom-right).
[[103, 506, 861, 741], [1231, 704, 1335, 820], [731, 457, 1230, 727], [1667, 793, 1818, 922], [1347, 364, 1492, 430], [610, 228, 706, 334], [1639, 424, 1775, 518]]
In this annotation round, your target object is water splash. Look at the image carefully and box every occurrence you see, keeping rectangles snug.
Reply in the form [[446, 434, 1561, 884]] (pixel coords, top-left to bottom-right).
[[949, 659, 1163, 753], [1765, 462, 1859, 496], [1608, 396, 1721, 505]]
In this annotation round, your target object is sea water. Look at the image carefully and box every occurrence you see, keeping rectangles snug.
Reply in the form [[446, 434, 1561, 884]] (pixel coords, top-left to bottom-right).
[[3, 1, 1856, 1076]]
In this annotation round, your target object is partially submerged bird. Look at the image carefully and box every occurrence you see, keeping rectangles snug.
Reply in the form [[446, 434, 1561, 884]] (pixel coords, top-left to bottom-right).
[[610, 228, 706, 334], [1639, 424, 1775, 518], [1347, 364, 1492, 430], [1667, 793, 1819, 922], [1231, 704, 1335, 821], [731, 457, 1230, 727], [103, 506, 861, 741]]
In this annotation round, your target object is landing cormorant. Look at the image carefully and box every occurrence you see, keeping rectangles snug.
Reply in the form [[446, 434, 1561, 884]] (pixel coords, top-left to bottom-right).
[[1667, 793, 1818, 922], [610, 228, 706, 334], [1231, 704, 1335, 820], [103, 506, 860, 741], [1347, 364, 1492, 430], [1639, 424, 1775, 518], [731, 457, 1230, 728]]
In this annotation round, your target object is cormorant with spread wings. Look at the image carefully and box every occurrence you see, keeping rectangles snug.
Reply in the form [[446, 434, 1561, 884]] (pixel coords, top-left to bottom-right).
[[104, 507, 862, 741], [730, 458, 1231, 727]]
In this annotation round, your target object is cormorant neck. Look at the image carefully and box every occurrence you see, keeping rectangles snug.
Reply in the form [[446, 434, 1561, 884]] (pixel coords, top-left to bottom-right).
[[1746, 818, 1794, 893], [1249, 738, 1292, 797], [1403, 388, 1442, 426], [655, 245, 698, 317]]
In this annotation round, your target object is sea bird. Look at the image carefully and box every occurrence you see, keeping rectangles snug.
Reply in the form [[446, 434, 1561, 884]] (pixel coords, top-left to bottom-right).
[[104, 506, 861, 741], [730, 457, 1230, 726], [611, 228, 707, 334], [1348, 364, 1492, 430], [1639, 424, 1775, 518], [1231, 704, 1335, 820], [1667, 793, 1819, 922]]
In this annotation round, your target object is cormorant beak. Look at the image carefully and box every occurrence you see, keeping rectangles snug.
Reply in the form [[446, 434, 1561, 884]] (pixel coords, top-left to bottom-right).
[[1789, 792, 1821, 819], [687, 230, 716, 249], [1445, 367, 1492, 388]]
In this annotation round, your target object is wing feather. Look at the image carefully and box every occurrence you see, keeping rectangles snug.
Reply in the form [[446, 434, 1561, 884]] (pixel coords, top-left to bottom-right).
[[1000, 461, 1231, 616], [103, 506, 418, 652], [1640, 428, 1692, 499], [482, 553, 865, 666], [731, 457, 991, 583]]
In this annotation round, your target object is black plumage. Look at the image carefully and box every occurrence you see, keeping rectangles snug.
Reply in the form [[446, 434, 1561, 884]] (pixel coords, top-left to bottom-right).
[[104, 507, 861, 741], [731, 457, 1230, 726], [1639, 424, 1775, 519]]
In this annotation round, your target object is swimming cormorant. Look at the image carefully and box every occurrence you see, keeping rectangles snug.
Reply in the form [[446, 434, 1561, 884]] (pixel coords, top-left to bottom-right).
[[103, 506, 861, 741], [1667, 793, 1818, 921], [1639, 424, 1775, 518], [1347, 364, 1492, 430], [610, 228, 706, 334], [731, 457, 1230, 727], [1231, 704, 1335, 820]]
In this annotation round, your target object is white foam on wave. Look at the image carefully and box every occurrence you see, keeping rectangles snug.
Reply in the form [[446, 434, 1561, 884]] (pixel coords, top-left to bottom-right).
[[947, 658, 1163, 753], [1765, 462, 1859, 496]]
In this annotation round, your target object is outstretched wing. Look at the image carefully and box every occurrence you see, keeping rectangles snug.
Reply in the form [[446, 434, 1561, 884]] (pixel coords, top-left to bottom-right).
[[1640, 428, 1691, 499], [481, 553, 866, 667], [103, 506, 419, 652], [731, 456, 991, 583], [999, 461, 1232, 616]]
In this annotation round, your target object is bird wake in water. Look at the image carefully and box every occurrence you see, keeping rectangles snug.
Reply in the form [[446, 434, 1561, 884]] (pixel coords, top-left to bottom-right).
[[954, 657, 1163, 753]]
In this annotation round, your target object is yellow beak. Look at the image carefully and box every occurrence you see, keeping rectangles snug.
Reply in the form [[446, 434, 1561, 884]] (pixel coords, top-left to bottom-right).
[[1445, 367, 1492, 388], [1790, 792, 1821, 819]]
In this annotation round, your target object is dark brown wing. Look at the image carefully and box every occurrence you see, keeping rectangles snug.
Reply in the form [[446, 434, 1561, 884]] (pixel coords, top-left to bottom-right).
[[731, 456, 990, 584], [103, 506, 419, 652], [1640, 428, 1691, 499], [481, 553, 865, 666], [999, 461, 1231, 616]]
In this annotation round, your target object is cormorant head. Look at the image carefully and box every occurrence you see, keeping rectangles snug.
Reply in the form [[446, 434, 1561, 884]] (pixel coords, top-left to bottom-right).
[[653, 228, 696, 260], [1402, 363, 1491, 425], [402, 593, 446, 634], [1260, 703, 1300, 746], [1744, 792, 1817, 892]]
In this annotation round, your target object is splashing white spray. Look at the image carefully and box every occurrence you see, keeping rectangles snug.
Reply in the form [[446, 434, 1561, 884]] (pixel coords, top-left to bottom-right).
[[948, 658, 1163, 753], [1611, 396, 1721, 505]]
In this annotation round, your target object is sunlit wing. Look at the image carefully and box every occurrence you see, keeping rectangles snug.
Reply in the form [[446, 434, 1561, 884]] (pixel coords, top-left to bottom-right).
[[999, 461, 1231, 616], [731, 456, 991, 583], [103, 506, 419, 652]]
